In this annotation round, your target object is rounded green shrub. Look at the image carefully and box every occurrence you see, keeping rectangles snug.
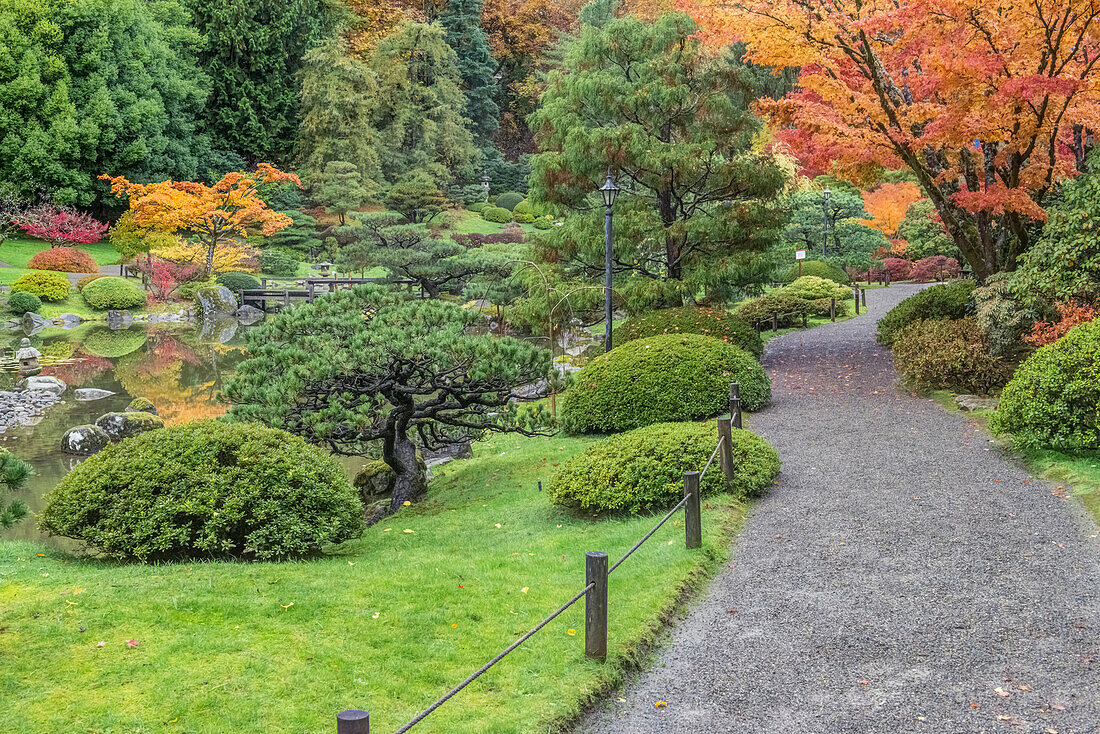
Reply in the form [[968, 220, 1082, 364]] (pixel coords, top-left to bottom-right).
[[76, 273, 108, 290], [494, 192, 524, 211], [511, 199, 536, 223], [7, 291, 42, 315], [466, 202, 487, 213], [549, 421, 780, 514], [734, 293, 812, 327], [216, 271, 261, 293], [83, 327, 147, 358], [891, 318, 1005, 393], [533, 215, 553, 230], [481, 205, 512, 223], [781, 260, 849, 284], [11, 271, 71, 302], [559, 334, 770, 434], [782, 275, 849, 301], [993, 319, 1100, 450], [614, 307, 764, 360], [876, 280, 976, 346], [81, 276, 146, 310], [260, 249, 298, 276], [39, 420, 364, 561]]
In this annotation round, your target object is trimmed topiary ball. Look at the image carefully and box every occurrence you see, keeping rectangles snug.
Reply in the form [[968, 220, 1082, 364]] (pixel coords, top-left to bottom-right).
[[76, 273, 108, 290], [993, 319, 1100, 450], [614, 307, 764, 360], [782, 275, 849, 301], [38, 420, 364, 561], [480, 205, 512, 223], [559, 334, 770, 434], [876, 280, 975, 346], [216, 271, 261, 293], [7, 292, 42, 315], [549, 421, 780, 514], [11, 271, 71, 302], [27, 247, 98, 273], [81, 276, 146, 310], [494, 192, 524, 211], [781, 260, 849, 284]]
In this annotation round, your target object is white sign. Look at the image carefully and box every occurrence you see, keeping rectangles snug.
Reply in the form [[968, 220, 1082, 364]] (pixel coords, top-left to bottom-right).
[[795, 250, 807, 260]]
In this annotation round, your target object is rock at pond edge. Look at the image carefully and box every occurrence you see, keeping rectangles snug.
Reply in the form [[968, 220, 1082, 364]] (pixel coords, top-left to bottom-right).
[[95, 411, 165, 442], [61, 425, 111, 456]]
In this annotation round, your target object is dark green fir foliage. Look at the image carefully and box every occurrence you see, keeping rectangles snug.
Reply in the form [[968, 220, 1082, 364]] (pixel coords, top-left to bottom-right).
[[225, 286, 551, 511], [383, 175, 448, 224], [187, 0, 336, 163], [297, 35, 383, 188], [0, 0, 212, 206], [316, 161, 372, 225], [369, 22, 479, 187], [339, 213, 510, 297], [1, 450, 31, 529], [529, 12, 785, 307], [782, 189, 887, 268], [440, 0, 499, 145]]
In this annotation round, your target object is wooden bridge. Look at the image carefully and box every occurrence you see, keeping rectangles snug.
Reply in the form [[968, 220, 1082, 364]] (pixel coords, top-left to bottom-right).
[[241, 277, 418, 311]]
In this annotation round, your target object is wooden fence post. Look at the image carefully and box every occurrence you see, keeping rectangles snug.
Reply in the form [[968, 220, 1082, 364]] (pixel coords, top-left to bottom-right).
[[717, 418, 735, 483], [771, 313, 778, 332], [853, 286, 860, 315], [729, 383, 742, 429], [830, 297, 836, 322], [684, 472, 701, 549], [861, 288, 867, 308], [337, 710, 369, 734], [585, 552, 608, 663]]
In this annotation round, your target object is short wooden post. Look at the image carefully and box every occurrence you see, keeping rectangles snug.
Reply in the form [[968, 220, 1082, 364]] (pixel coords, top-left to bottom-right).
[[853, 286, 860, 315], [729, 382, 742, 429], [771, 313, 778, 332], [867, 269, 871, 285], [337, 710, 369, 734], [283, 290, 290, 308], [830, 297, 836, 322], [684, 471, 701, 549], [861, 288, 867, 308], [585, 552, 608, 663], [801, 312, 807, 328], [717, 418, 735, 483], [885, 271, 891, 287]]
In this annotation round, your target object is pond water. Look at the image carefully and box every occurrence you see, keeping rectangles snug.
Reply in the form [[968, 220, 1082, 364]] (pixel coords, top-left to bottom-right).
[[1, 320, 252, 547]]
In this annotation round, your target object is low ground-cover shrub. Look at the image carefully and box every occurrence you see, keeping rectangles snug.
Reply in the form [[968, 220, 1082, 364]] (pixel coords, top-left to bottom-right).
[[452, 231, 525, 247], [781, 260, 849, 284], [466, 202, 487, 213], [734, 293, 812, 327], [27, 246, 98, 273], [891, 317, 1005, 393], [7, 292, 42, 315], [548, 421, 780, 514], [876, 280, 975, 346], [39, 420, 364, 561], [614, 307, 764, 359], [782, 275, 849, 301], [481, 205, 512, 223], [76, 273, 107, 290], [910, 255, 961, 283], [993, 319, 1100, 450], [81, 276, 145, 310], [216, 271, 261, 293], [11, 271, 71, 302], [809, 297, 850, 317], [560, 334, 769, 433]]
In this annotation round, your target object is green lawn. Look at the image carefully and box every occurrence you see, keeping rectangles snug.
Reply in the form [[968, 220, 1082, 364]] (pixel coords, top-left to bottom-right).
[[0, 431, 748, 734], [447, 208, 539, 236], [0, 236, 119, 286]]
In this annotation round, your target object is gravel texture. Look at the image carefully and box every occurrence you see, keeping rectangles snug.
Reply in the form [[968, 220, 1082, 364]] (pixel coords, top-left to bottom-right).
[[576, 284, 1100, 734]]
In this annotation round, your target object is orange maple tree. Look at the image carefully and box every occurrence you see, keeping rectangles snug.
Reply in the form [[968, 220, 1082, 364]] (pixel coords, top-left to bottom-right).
[[100, 165, 300, 274], [683, 0, 1100, 278], [860, 182, 923, 239]]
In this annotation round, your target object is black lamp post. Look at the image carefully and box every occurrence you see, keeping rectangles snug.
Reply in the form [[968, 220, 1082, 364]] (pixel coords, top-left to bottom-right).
[[822, 185, 831, 257], [599, 171, 619, 353]]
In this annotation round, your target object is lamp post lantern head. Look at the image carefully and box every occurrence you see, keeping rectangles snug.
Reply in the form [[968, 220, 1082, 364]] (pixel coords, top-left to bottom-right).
[[599, 171, 619, 209], [823, 185, 831, 204]]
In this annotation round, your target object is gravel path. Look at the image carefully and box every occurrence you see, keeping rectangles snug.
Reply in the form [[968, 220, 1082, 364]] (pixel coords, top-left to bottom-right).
[[577, 284, 1100, 734]]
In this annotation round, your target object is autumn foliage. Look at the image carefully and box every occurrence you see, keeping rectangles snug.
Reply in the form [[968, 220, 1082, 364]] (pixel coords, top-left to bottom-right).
[[860, 183, 922, 239], [17, 205, 108, 247], [910, 256, 962, 283], [99, 165, 299, 274], [1025, 302, 1098, 347], [27, 246, 98, 273]]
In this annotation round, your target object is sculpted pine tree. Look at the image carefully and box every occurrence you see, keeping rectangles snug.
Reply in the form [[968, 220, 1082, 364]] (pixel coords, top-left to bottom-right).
[[226, 287, 550, 510], [1, 450, 32, 529]]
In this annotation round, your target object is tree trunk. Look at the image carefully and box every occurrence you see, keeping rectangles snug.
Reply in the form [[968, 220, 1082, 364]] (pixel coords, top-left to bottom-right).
[[204, 237, 216, 275], [383, 426, 422, 512]]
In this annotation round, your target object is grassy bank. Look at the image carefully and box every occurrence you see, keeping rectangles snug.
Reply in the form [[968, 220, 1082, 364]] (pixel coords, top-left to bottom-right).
[[0, 431, 748, 734], [0, 236, 119, 286]]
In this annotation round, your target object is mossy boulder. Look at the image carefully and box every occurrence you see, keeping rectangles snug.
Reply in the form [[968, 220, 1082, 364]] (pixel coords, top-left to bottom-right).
[[95, 411, 165, 442], [194, 286, 238, 318], [126, 397, 157, 415], [60, 425, 111, 456]]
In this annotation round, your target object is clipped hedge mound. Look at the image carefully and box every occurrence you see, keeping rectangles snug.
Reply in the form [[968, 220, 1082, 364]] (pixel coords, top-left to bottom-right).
[[76, 273, 108, 290], [81, 276, 145, 310], [549, 421, 780, 514], [27, 246, 98, 273], [216, 271, 261, 293], [495, 192, 525, 211], [782, 275, 849, 301], [614, 307, 763, 360], [781, 260, 849, 284], [481, 205, 512, 223], [7, 292, 42, 315], [39, 420, 364, 561], [734, 293, 812, 327], [876, 280, 975, 346], [260, 249, 297, 276], [993, 319, 1100, 450], [892, 318, 1005, 393], [11, 271, 71, 302], [559, 334, 770, 434]]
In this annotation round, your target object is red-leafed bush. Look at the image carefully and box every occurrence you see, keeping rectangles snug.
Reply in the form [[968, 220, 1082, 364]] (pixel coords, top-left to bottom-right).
[[131, 255, 202, 302], [910, 255, 961, 283], [27, 246, 98, 273], [1025, 302, 1097, 347], [16, 205, 108, 247], [882, 257, 912, 281]]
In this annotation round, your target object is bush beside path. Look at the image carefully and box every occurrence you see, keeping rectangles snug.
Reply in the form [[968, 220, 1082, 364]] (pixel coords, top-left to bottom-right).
[[576, 284, 1100, 733]]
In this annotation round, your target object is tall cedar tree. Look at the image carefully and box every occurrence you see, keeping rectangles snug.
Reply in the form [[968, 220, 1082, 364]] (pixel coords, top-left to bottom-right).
[[187, 0, 336, 163], [225, 286, 550, 510], [369, 22, 479, 187], [440, 0, 500, 145], [687, 0, 1100, 278], [0, 0, 213, 207], [297, 35, 383, 188], [529, 12, 785, 306]]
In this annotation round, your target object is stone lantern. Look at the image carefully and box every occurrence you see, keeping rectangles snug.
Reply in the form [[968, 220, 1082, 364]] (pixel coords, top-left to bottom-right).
[[16, 338, 41, 375], [315, 261, 334, 277]]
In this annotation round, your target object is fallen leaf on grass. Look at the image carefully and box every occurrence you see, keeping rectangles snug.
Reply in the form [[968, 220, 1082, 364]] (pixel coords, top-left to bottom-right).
[[859, 680, 869, 685], [125, 639, 139, 648], [372, 613, 380, 619], [567, 629, 576, 636], [403, 529, 414, 534], [96, 641, 106, 647]]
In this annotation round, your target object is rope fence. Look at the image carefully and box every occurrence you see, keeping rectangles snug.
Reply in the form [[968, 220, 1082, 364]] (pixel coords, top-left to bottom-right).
[[335, 382, 747, 734]]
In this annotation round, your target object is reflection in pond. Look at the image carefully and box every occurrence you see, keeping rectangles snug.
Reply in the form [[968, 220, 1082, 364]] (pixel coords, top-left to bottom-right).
[[0, 322, 250, 546]]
